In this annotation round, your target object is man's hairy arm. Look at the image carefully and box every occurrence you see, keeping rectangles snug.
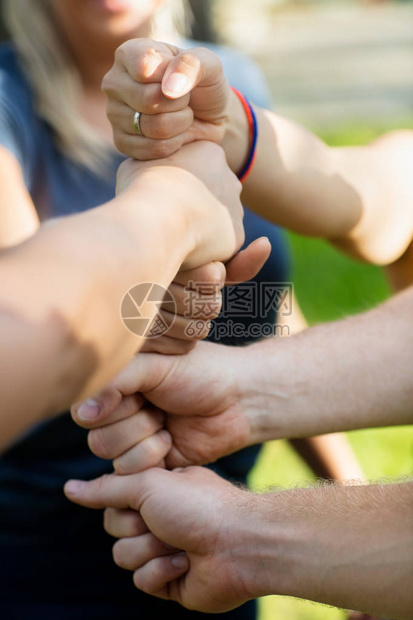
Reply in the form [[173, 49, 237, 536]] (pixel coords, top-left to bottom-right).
[[257, 479, 413, 619], [241, 284, 413, 444], [65, 468, 413, 619]]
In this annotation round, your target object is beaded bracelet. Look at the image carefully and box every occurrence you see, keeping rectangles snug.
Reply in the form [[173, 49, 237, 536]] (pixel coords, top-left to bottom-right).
[[230, 87, 258, 183]]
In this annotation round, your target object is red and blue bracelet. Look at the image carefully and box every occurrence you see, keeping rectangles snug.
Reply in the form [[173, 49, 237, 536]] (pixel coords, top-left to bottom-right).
[[231, 87, 258, 183]]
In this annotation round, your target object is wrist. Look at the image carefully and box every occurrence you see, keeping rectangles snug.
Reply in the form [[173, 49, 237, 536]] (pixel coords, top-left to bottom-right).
[[228, 489, 311, 601], [222, 490, 285, 602], [235, 339, 301, 445], [115, 167, 196, 273], [247, 487, 330, 601], [221, 88, 251, 175]]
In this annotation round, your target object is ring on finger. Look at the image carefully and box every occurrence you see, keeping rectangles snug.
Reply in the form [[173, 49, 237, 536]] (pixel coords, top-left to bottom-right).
[[133, 111, 144, 136]]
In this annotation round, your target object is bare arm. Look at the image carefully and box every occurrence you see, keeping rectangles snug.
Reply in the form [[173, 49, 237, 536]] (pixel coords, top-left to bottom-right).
[[240, 284, 413, 442], [0, 142, 244, 447], [102, 40, 413, 266], [64, 467, 413, 619], [71, 283, 413, 473], [224, 94, 413, 265]]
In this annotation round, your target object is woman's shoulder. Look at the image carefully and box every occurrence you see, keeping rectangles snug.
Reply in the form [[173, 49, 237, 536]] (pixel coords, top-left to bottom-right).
[[0, 43, 33, 110], [0, 42, 18, 71], [0, 43, 26, 84], [0, 43, 50, 191]]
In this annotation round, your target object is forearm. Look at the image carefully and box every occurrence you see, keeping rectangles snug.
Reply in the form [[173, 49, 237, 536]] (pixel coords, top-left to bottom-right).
[[223, 91, 413, 263], [240, 286, 413, 443], [249, 481, 413, 619], [0, 189, 189, 444]]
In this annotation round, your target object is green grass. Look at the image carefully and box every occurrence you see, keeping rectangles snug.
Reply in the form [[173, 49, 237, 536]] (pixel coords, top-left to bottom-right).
[[249, 119, 413, 620]]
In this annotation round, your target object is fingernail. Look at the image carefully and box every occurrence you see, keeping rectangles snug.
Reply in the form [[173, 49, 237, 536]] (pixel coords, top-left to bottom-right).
[[159, 430, 172, 445], [64, 480, 86, 496], [77, 398, 101, 422], [163, 72, 189, 96], [171, 553, 189, 569]]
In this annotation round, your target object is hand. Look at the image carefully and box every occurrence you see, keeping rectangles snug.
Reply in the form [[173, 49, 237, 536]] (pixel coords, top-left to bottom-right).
[[116, 141, 245, 270], [103, 39, 231, 161], [140, 262, 225, 356], [71, 341, 256, 474], [64, 466, 263, 612], [142, 238, 271, 355]]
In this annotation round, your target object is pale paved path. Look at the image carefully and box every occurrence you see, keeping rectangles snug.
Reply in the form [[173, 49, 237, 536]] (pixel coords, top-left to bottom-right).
[[216, 2, 413, 128]]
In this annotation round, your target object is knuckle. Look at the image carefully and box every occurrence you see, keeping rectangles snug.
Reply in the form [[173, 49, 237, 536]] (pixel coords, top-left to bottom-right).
[[112, 540, 126, 568], [185, 340, 198, 352], [199, 324, 212, 339], [114, 42, 127, 63], [95, 473, 112, 493], [177, 340, 197, 353], [103, 508, 114, 534], [134, 55, 149, 82], [113, 457, 130, 476], [209, 298, 223, 319], [114, 135, 143, 160], [179, 51, 201, 72], [141, 83, 165, 112], [152, 139, 175, 159], [106, 105, 123, 127], [114, 39, 143, 74], [142, 436, 164, 462], [149, 115, 173, 140], [101, 71, 115, 95], [113, 133, 128, 153], [87, 429, 114, 460], [133, 568, 157, 595], [143, 412, 164, 436], [132, 570, 146, 591], [138, 46, 161, 77]]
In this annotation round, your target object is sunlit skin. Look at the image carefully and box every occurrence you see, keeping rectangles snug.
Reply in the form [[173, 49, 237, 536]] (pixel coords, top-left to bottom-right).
[[0, 1, 273, 441], [50, 4, 365, 481]]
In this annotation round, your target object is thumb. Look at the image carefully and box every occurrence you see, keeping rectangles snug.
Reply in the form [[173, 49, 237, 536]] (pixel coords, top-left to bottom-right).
[[162, 47, 225, 99], [71, 353, 174, 428], [225, 237, 272, 284]]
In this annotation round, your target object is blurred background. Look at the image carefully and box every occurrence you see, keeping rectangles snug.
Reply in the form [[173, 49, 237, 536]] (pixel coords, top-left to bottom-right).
[[189, 1, 413, 618]]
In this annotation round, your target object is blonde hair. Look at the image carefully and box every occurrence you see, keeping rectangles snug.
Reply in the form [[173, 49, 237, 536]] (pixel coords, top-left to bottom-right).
[[2, 0, 188, 174]]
